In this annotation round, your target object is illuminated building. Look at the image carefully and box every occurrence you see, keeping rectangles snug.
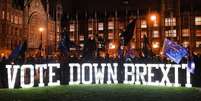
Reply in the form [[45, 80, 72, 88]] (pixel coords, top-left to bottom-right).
[[64, 0, 201, 58], [0, 0, 62, 58]]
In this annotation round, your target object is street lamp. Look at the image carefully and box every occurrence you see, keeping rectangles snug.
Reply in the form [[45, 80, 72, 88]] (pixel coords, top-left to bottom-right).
[[39, 27, 44, 58], [150, 15, 157, 22]]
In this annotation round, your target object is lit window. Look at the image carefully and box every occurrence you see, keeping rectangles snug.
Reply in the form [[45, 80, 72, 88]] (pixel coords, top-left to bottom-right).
[[11, 15, 14, 23], [195, 30, 201, 37], [79, 35, 84, 41], [70, 48, 76, 51], [7, 12, 9, 21], [98, 44, 102, 48], [88, 34, 93, 38], [153, 22, 158, 27], [141, 31, 147, 38], [195, 17, 201, 25], [80, 44, 84, 48], [69, 24, 75, 32], [152, 30, 159, 38], [70, 33, 75, 41], [196, 41, 201, 48], [165, 17, 176, 26], [17, 16, 20, 24], [183, 41, 189, 48], [131, 43, 135, 49], [57, 35, 60, 42], [14, 16, 18, 24], [182, 29, 190, 37], [2, 10, 5, 19], [88, 23, 93, 31], [165, 30, 177, 37], [152, 42, 160, 49], [108, 21, 114, 30], [57, 24, 60, 32], [119, 22, 124, 30], [141, 20, 147, 28], [98, 33, 104, 37], [98, 23, 104, 31], [108, 33, 114, 39]]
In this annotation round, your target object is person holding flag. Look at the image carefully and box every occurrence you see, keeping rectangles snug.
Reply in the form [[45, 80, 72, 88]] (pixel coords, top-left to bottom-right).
[[119, 18, 136, 60], [58, 29, 80, 57]]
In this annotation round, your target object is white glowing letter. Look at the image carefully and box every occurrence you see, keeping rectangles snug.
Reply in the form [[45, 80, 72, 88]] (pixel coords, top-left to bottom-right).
[[81, 63, 93, 84], [182, 64, 192, 88], [172, 64, 181, 87], [48, 63, 60, 86], [6, 65, 20, 89], [35, 64, 47, 87], [160, 64, 172, 86], [147, 64, 159, 86], [107, 63, 118, 84], [21, 65, 35, 88], [123, 63, 135, 84], [69, 63, 81, 85], [135, 64, 147, 85], [94, 63, 105, 84]]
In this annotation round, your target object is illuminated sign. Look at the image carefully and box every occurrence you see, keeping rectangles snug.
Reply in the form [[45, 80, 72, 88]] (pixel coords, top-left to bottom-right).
[[5, 63, 192, 89]]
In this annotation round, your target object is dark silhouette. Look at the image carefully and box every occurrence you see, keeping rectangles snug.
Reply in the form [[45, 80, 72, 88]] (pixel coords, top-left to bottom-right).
[[142, 34, 150, 58], [83, 37, 97, 59], [0, 57, 7, 88], [59, 30, 80, 56]]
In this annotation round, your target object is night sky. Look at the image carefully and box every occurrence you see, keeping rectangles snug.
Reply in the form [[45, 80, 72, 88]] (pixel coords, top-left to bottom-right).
[[62, 0, 201, 12]]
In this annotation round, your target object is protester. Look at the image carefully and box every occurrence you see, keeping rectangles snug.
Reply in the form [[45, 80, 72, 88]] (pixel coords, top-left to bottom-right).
[[0, 57, 7, 88]]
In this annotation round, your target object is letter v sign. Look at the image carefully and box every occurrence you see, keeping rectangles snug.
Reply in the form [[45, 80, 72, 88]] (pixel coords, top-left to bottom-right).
[[6, 65, 20, 89]]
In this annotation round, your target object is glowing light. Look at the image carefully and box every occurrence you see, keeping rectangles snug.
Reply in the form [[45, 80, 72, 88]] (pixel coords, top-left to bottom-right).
[[147, 64, 159, 86], [48, 63, 61, 86], [123, 64, 135, 84], [173, 64, 181, 87], [5, 63, 193, 89], [160, 64, 172, 87], [6, 65, 20, 89], [107, 63, 118, 84], [69, 63, 81, 85], [21, 65, 35, 88], [1, 53, 4, 57], [39, 27, 44, 32], [182, 64, 192, 88], [152, 42, 159, 49], [150, 15, 157, 21], [35, 64, 47, 87], [82, 63, 93, 84], [94, 63, 105, 84], [109, 43, 116, 49], [135, 64, 147, 85]]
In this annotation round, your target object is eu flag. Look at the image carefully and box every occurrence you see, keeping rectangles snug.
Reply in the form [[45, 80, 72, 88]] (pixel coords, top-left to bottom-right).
[[9, 41, 27, 60], [162, 39, 188, 64]]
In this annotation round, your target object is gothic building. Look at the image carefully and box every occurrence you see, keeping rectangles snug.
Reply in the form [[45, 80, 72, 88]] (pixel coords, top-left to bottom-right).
[[0, 0, 63, 58]]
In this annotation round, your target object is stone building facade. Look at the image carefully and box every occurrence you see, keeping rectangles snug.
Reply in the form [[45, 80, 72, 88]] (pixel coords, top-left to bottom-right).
[[0, 0, 62, 58]]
